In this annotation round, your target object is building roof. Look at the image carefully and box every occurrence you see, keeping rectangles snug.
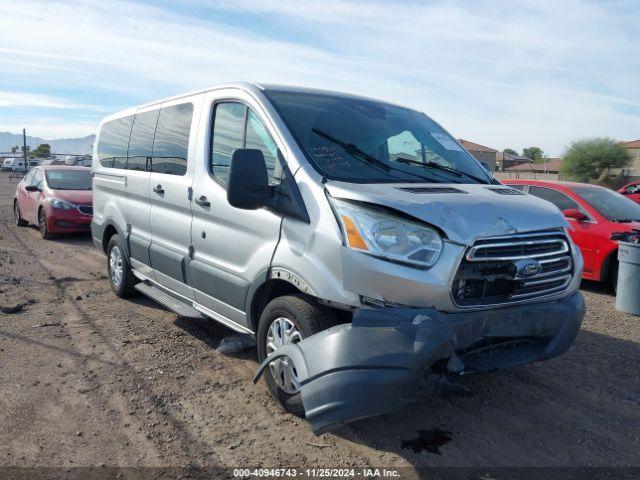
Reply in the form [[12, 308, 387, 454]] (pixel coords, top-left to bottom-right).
[[496, 151, 532, 162], [622, 139, 640, 149], [504, 158, 563, 172], [458, 139, 497, 153]]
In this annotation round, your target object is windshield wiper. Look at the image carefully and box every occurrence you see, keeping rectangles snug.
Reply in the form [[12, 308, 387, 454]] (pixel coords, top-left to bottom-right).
[[312, 128, 391, 171], [395, 157, 489, 184], [613, 219, 640, 223], [311, 128, 437, 183]]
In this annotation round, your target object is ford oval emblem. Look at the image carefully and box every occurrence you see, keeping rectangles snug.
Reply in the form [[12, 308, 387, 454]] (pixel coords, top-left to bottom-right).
[[514, 259, 543, 278]]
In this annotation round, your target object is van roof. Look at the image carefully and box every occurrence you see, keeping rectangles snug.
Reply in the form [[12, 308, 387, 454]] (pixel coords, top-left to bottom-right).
[[103, 82, 402, 124]]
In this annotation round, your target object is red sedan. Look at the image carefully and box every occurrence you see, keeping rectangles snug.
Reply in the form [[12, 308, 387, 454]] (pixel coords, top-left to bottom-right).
[[618, 180, 640, 204], [13, 166, 93, 239], [506, 180, 640, 290]]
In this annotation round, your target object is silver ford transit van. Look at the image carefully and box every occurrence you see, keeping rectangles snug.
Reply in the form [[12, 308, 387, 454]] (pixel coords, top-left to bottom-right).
[[92, 83, 585, 433]]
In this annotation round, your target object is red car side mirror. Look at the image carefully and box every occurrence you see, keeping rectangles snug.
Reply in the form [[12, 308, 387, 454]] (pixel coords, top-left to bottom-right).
[[563, 208, 587, 222]]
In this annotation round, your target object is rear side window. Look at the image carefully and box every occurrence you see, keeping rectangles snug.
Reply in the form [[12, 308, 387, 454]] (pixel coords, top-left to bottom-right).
[[97, 116, 134, 168], [127, 109, 159, 172], [210, 102, 280, 187], [151, 103, 193, 176], [529, 186, 579, 211]]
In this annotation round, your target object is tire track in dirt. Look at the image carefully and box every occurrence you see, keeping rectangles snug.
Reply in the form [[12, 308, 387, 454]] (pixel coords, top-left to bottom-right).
[[2, 222, 223, 467]]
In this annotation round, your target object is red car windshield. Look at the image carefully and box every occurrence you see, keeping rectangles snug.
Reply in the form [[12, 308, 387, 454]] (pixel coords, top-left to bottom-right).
[[45, 170, 92, 191], [572, 186, 640, 222]]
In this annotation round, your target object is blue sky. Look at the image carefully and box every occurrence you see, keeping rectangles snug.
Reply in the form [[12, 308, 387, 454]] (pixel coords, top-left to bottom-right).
[[0, 0, 638, 155]]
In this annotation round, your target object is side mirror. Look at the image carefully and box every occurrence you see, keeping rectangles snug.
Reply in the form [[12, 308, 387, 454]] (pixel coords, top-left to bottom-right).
[[563, 208, 587, 222], [25, 185, 40, 192], [227, 149, 270, 210]]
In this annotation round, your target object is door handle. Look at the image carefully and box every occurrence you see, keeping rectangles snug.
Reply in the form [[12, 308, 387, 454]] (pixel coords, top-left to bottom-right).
[[194, 195, 210, 208], [153, 184, 164, 195]]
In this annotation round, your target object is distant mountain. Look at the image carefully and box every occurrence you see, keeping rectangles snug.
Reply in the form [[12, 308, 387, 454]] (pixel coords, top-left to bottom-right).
[[0, 132, 95, 155]]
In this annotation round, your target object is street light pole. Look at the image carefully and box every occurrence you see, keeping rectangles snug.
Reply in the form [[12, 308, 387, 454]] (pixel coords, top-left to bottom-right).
[[22, 128, 28, 173]]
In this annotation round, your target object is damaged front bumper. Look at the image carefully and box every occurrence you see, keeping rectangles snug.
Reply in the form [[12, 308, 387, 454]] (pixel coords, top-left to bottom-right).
[[255, 292, 585, 434]]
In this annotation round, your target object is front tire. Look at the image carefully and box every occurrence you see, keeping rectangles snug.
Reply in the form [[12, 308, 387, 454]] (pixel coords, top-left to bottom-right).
[[257, 294, 338, 416], [106, 234, 136, 298], [38, 208, 52, 239], [14, 201, 27, 227]]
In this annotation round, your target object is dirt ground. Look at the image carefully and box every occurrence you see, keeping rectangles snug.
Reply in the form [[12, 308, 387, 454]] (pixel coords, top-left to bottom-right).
[[0, 173, 639, 478]]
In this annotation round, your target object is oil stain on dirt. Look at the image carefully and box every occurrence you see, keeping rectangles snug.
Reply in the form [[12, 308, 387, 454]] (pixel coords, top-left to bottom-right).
[[401, 429, 453, 455]]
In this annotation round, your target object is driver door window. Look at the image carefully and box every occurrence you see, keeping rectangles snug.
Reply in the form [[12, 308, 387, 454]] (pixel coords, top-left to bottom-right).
[[210, 102, 280, 187]]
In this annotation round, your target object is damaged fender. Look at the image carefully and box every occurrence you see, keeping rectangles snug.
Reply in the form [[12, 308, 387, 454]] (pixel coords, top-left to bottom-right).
[[254, 293, 585, 434]]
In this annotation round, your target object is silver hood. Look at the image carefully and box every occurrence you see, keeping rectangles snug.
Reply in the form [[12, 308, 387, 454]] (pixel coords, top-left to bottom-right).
[[325, 182, 569, 245]]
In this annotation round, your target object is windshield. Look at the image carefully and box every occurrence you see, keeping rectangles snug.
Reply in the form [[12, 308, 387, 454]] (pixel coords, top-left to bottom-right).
[[572, 186, 640, 222], [45, 169, 92, 190], [265, 90, 492, 184]]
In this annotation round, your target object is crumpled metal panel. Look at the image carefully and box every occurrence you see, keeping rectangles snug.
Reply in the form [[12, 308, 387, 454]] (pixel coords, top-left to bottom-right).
[[255, 293, 585, 434]]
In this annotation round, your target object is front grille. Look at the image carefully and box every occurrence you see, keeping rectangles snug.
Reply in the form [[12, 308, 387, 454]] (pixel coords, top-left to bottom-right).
[[452, 230, 573, 307], [78, 205, 93, 215]]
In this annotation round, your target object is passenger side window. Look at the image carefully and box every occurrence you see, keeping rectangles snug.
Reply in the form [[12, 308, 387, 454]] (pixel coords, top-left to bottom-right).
[[97, 116, 134, 169], [211, 102, 280, 187], [529, 186, 579, 211], [150, 103, 193, 176], [127, 109, 159, 172]]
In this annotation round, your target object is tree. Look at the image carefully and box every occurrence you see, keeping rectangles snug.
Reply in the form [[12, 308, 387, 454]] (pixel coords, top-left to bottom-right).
[[32, 143, 51, 158], [11, 146, 18, 154], [503, 148, 519, 156], [522, 146, 544, 163], [561, 138, 632, 183]]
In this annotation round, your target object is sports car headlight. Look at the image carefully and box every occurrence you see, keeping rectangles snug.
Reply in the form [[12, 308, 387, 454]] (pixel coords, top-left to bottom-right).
[[49, 198, 76, 210], [330, 197, 443, 268]]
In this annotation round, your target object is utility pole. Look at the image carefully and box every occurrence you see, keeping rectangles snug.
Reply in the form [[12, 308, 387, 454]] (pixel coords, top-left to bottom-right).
[[22, 128, 28, 173]]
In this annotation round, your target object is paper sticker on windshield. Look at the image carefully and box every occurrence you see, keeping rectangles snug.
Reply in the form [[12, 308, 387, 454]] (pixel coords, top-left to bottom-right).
[[431, 132, 464, 151]]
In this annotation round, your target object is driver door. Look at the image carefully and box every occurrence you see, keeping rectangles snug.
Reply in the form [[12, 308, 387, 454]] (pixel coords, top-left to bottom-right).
[[23, 169, 44, 224]]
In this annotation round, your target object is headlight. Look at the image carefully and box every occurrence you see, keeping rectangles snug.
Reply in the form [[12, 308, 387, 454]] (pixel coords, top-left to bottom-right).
[[49, 198, 76, 210], [330, 197, 443, 268]]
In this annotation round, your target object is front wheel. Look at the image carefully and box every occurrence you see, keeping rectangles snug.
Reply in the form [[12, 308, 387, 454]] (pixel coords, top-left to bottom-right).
[[106, 234, 136, 298], [38, 208, 52, 239], [257, 294, 338, 416]]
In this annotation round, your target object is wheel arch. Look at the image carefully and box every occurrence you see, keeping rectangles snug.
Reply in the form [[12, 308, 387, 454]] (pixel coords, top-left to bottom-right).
[[248, 278, 302, 333], [100, 220, 128, 257]]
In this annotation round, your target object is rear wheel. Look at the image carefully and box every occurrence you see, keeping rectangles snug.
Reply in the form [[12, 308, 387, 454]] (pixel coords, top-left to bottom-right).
[[14, 201, 27, 227], [107, 234, 136, 298], [38, 208, 52, 239], [257, 294, 338, 416]]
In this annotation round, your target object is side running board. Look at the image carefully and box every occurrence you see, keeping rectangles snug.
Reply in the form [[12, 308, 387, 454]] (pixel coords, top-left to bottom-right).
[[134, 282, 204, 319]]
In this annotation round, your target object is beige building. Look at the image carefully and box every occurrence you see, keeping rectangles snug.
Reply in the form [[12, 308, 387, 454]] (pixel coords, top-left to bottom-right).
[[622, 140, 640, 173]]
